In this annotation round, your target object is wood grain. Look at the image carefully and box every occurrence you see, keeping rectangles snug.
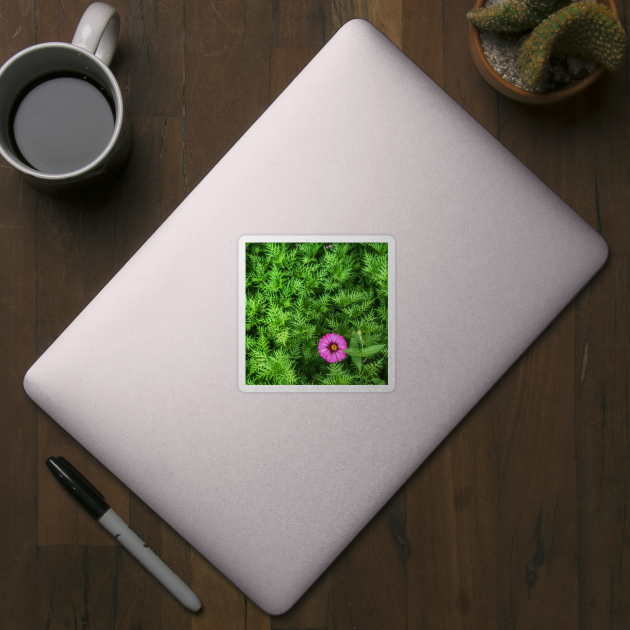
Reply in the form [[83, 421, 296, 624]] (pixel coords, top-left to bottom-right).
[[403, 0, 444, 88], [0, 4, 38, 629], [184, 0, 271, 191], [576, 256, 630, 629], [37, 417, 129, 546], [407, 393, 499, 629], [443, 0, 497, 131], [497, 304, 579, 629], [111, 116, 185, 270], [36, 545, 119, 630], [0, 152, 38, 630], [271, 0, 332, 46], [114, 495, 193, 629], [331, 486, 408, 630], [332, 0, 403, 48], [190, 549, 248, 630], [494, 64, 630, 258], [271, 573, 332, 629], [35, 0, 128, 97], [270, 47, 322, 103], [125, 0, 184, 117], [1, 0, 629, 627]]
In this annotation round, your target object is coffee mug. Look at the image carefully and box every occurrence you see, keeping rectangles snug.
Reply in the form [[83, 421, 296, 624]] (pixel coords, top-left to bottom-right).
[[0, 2, 132, 197]]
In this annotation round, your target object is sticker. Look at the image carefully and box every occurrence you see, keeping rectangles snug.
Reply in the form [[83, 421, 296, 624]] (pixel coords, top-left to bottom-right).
[[238, 235, 395, 392]]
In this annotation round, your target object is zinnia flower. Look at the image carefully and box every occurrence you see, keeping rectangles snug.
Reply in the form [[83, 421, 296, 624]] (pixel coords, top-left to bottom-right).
[[318, 333, 347, 363]]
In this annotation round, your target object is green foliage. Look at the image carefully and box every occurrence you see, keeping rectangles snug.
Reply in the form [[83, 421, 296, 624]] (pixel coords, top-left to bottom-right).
[[516, 2, 627, 85], [245, 242, 389, 386]]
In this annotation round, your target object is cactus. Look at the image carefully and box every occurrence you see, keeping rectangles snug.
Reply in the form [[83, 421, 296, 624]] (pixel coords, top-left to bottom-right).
[[467, 0, 568, 33], [516, 1, 627, 85]]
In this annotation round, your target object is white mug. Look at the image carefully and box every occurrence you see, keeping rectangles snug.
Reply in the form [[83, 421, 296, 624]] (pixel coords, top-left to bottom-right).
[[0, 2, 132, 197]]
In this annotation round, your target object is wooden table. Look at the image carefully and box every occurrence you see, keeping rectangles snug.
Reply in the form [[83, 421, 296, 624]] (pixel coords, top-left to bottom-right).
[[1, 1, 628, 628]]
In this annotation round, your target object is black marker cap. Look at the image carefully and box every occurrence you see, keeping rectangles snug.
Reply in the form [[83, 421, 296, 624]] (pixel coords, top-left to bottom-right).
[[46, 456, 110, 519]]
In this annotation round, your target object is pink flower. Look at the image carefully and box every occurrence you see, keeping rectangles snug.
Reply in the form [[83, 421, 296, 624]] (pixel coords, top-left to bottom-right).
[[318, 333, 347, 363]]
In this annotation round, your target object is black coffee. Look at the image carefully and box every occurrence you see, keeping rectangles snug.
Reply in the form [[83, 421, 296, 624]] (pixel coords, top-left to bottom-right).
[[10, 73, 115, 174]]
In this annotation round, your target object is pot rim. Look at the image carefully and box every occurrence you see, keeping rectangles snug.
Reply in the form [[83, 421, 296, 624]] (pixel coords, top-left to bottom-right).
[[468, 0, 618, 103]]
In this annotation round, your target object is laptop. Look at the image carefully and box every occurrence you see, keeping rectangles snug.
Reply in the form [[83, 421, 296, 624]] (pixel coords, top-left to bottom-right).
[[23, 19, 608, 614]]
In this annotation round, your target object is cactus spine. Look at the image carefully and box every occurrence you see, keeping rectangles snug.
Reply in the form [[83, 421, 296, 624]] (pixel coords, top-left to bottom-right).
[[467, 0, 568, 33], [516, 1, 627, 85]]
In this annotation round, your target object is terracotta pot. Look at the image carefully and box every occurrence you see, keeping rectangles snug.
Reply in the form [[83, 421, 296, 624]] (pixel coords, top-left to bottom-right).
[[468, 0, 619, 103]]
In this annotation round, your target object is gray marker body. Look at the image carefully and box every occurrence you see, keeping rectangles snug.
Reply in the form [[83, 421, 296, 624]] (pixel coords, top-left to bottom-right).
[[99, 508, 202, 612]]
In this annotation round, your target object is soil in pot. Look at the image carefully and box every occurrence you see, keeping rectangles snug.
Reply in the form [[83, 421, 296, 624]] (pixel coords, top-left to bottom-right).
[[479, 0, 598, 93]]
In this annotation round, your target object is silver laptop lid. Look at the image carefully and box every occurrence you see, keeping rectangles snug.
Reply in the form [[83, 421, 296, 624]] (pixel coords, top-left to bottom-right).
[[24, 19, 607, 614]]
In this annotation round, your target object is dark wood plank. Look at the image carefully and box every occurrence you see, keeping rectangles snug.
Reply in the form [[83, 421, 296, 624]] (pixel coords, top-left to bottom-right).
[[574, 0, 629, 254], [495, 68, 630, 258], [270, 47, 321, 103], [0, 4, 39, 629], [247, 599, 272, 630], [112, 116, 185, 270], [576, 256, 630, 629], [330, 486, 408, 630], [497, 305, 578, 628], [443, 0, 498, 131], [0, 137, 39, 630], [402, 0, 444, 88], [190, 549, 248, 630], [491, 17, 629, 628], [0, 0, 36, 53], [331, 0, 402, 48], [496, 97, 598, 224], [107, 494, 193, 629], [36, 0, 121, 44], [125, 0, 184, 117], [271, 0, 332, 46], [407, 394, 499, 629], [37, 416, 129, 546], [582, 71, 630, 254], [36, 545, 119, 630], [159, 117, 187, 220], [271, 573, 332, 629], [184, 0, 272, 192], [36, 0, 128, 94], [188, 554, 270, 630]]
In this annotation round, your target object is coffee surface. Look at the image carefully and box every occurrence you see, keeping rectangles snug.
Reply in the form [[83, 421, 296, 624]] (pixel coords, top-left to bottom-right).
[[12, 74, 115, 174]]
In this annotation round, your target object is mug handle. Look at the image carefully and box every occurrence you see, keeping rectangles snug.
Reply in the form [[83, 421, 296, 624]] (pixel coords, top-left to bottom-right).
[[71, 2, 120, 67]]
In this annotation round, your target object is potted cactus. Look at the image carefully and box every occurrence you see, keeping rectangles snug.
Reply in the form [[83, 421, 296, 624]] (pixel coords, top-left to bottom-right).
[[467, 0, 627, 103]]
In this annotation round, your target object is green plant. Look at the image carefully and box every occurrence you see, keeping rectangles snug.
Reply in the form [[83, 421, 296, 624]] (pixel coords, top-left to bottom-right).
[[467, 0, 567, 33], [517, 1, 627, 85], [245, 242, 389, 386]]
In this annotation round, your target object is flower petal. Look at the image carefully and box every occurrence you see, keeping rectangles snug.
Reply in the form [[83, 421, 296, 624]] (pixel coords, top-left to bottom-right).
[[336, 350, 346, 360], [337, 336, 348, 349]]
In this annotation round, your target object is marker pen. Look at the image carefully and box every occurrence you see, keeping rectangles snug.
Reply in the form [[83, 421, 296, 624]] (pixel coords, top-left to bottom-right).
[[46, 456, 202, 613]]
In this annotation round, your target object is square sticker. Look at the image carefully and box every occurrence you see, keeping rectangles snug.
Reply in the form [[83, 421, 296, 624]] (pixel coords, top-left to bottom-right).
[[238, 236, 395, 392]]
